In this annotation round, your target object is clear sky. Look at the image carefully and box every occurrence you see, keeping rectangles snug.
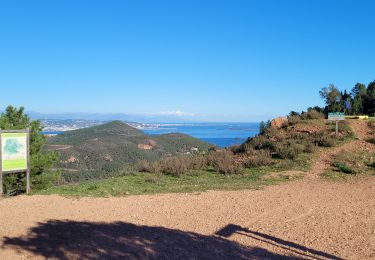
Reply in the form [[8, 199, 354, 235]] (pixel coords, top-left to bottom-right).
[[0, 0, 374, 122]]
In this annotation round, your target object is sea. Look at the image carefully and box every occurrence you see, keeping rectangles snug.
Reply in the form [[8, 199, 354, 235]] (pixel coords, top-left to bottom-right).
[[141, 122, 260, 148], [43, 122, 260, 148]]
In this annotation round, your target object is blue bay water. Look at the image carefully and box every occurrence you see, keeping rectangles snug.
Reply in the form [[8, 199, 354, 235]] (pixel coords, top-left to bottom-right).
[[43, 123, 260, 148], [142, 123, 260, 148]]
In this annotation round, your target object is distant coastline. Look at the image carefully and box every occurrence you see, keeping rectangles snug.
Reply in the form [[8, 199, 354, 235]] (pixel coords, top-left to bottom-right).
[[42, 121, 259, 148]]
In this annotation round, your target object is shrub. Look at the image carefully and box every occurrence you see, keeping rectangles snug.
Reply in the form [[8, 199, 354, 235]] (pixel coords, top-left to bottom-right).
[[313, 133, 336, 147], [259, 120, 271, 135], [3, 173, 26, 196], [248, 135, 274, 150], [138, 160, 151, 172], [160, 156, 189, 176], [138, 160, 162, 174], [301, 109, 325, 120], [367, 138, 375, 144], [303, 142, 315, 153], [242, 150, 274, 167], [289, 111, 301, 117], [288, 115, 301, 125], [188, 155, 208, 170], [333, 162, 355, 174], [229, 145, 242, 153], [31, 171, 61, 190], [337, 121, 355, 138], [274, 142, 305, 159], [211, 150, 243, 174]]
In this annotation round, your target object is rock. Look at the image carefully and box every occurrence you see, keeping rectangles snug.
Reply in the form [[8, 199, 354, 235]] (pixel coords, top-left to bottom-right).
[[270, 117, 288, 128]]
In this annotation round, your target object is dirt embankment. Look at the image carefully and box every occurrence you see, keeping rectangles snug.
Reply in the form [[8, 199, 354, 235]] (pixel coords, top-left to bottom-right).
[[0, 119, 374, 260]]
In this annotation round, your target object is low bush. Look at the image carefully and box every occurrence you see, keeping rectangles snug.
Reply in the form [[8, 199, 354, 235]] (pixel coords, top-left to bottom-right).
[[337, 121, 355, 138], [301, 109, 325, 120], [159, 156, 189, 176], [242, 150, 274, 167], [210, 150, 243, 174], [333, 162, 355, 174], [138, 160, 162, 174], [288, 115, 301, 125], [274, 141, 305, 159], [369, 161, 375, 169], [31, 171, 61, 190], [139, 154, 208, 176], [248, 135, 274, 150], [313, 133, 336, 147], [188, 154, 208, 170], [61, 170, 128, 183], [366, 138, 375, 144]]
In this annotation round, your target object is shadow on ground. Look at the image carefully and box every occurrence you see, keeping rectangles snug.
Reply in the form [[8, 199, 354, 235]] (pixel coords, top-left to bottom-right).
[[1, 220, 307, 260], [216, 224, 343, 260]]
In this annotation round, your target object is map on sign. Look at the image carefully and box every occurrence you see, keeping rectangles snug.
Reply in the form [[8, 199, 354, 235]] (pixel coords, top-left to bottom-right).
[[328, 112, 345, 121], [1, 133, 28, 172]]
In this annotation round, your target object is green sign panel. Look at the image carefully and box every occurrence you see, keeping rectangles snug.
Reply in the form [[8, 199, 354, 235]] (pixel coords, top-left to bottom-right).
[[1, 133, 28, 172], [328, 112, 345, 121]]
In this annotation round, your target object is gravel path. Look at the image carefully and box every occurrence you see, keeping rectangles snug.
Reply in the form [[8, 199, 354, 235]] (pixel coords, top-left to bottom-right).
[[0, 120, 374, 260]]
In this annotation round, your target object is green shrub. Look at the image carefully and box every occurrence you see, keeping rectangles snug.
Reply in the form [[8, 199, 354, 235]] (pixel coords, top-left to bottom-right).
[[274, 142, 305, 159], [333, 162, 355, 174], [248, 135, 274, 150], [367, 138, 375, 144], [31, 171, 61, 190], [0, 106, 58, 195], [3, 173, 25, 196]]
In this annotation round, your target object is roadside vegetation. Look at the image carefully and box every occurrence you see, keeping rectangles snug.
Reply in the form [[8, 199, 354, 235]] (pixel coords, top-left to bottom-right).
[[323, 150, 375, 181], [35, 166, 304, 197], [2, 80, 375, 196]]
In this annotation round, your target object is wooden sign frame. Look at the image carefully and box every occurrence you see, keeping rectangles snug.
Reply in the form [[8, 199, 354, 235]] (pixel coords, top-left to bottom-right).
[[0, 129, 30, 195]]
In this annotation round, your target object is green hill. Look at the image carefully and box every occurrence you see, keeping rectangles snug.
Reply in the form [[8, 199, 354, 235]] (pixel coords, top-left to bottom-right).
[[46, 121, 214, 182]]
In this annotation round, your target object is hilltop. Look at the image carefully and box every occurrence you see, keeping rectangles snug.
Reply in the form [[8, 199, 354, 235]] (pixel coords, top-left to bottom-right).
[[46, 121, 214, 182]]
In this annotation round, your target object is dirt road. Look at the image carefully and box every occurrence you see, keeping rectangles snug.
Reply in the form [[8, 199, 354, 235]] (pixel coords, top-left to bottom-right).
[[0, 120, 374, 259]]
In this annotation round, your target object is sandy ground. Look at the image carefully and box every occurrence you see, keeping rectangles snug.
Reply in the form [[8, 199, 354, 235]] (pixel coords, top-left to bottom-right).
[[0, 120, 374, 260]]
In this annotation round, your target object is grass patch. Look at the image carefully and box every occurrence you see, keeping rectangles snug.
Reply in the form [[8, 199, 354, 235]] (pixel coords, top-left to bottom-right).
[[34, 167, 301, 197], [323, 149, 375, 181], [333, 163, 355, 174], [322, 170, 351, 181]]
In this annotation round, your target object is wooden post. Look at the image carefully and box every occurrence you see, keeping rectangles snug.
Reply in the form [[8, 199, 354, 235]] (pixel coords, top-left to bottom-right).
[[336, 121, 339, 136], [0, 129, 3, 196], [26, 128, 30, 194]]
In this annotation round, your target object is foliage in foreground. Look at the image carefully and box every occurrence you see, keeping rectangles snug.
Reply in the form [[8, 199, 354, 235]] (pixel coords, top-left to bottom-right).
[[0, 106, 59, 195]]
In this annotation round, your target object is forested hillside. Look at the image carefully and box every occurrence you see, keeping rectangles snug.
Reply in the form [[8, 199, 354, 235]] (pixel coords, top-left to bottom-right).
[[46, 121, 214, 182]]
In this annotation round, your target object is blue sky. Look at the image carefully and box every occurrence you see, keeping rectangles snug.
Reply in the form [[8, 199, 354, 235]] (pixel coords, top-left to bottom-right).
[[0, 0, 374, 122]]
